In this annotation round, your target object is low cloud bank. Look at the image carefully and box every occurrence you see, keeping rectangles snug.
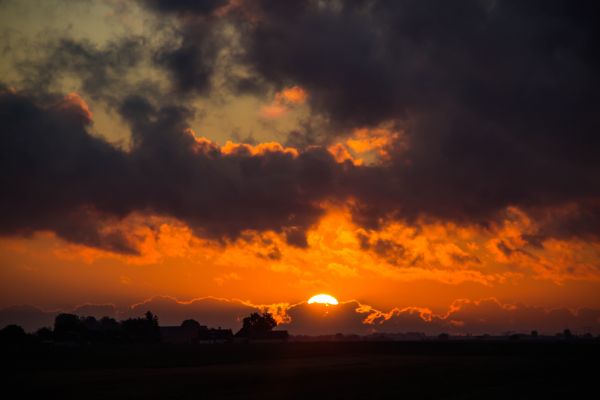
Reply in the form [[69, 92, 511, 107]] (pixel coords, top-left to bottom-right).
[[2, 297, 598, 335]]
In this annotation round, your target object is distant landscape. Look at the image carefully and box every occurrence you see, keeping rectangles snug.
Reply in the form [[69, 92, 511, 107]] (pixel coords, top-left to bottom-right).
[[3, 310, 599, 398], [2, 309, 598, 346], [3, 312, 598, 400]]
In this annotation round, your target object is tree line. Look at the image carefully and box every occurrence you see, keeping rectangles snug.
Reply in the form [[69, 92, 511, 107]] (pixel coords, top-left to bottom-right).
[[0, 311, 278, 346]]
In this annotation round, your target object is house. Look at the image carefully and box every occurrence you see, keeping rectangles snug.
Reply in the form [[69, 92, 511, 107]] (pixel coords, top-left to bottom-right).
[[160, 320, 207, 344]]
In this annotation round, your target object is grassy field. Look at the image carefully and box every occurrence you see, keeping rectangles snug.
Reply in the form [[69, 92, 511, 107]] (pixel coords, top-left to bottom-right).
[[5, 341, 597, 399]]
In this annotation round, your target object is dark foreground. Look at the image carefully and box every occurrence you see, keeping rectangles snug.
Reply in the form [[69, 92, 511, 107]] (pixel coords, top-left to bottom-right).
[[4, 341, 598, 399]]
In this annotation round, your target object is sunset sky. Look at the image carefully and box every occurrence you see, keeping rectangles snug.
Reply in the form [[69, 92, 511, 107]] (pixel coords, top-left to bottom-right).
[[1, 0, 599, 335]]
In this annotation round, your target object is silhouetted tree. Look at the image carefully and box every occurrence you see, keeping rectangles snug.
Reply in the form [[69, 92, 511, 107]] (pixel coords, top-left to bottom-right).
[[82, 316, 100, 331], [0, 324, 26, 344], [244, 312, 276, 332], [99, 316, 120, 331], [530, 330, 538, 338], [54, 313, 86, 341], [236, 312, 277, 338], [121, 311, 160, 343], [563, 329, 573, 339], [35, 327, 54, 342], [438, 333, 449, 341], [181, 319, 201, 330], [145, 311, 158, 325]]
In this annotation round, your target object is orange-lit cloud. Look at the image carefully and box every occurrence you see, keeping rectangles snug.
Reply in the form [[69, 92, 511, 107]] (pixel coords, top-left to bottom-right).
[[57, 92, 93, 122], [259, 103, 288, 118], [346, 125, 405, 160], [327, 142, 363, 165], [260, 86, 308, 118], [326, 124, 406, 165], [220, 140, 299, 157], [276, 86, 308, 104], [21, 201, 597, 301], [1, 91, 600, 328]]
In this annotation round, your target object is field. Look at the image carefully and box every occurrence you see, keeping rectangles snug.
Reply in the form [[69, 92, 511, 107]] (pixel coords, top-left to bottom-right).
[[5, 341, 598, 399]]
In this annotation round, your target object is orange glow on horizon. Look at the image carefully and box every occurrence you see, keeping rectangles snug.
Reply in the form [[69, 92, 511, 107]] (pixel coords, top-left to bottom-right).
[[0, 135, 599, 322]]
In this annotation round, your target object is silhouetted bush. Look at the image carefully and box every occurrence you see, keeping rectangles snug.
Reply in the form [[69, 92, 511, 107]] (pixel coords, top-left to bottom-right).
[[0, 324, 26, 344]]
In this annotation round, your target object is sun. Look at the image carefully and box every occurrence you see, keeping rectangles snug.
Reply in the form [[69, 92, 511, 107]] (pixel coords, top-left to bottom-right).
[[308, 294, 339, 305]]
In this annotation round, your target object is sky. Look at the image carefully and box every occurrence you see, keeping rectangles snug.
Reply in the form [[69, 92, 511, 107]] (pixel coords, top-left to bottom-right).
[[0, 0, 599, 335]]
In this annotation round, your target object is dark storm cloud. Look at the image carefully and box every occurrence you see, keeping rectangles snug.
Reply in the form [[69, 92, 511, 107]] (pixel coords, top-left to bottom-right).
[[144, 0, 228, 15], [141, 0, 233, 96], [2, 0, 600, 249], [154, 21, 221, 95], [0, 90, 138, 253], [18, 37, 147, 103], [526, 201, 600, 242], [284, 227, 309, 248], [0, 89, 337, 251], [117, 94, 336, 240], [241, 0, 600, 127], [225, 0, 600, 238]]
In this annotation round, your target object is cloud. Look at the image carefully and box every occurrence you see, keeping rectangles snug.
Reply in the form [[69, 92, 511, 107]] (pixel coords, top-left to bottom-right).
[[283, 298, 600, 335], [0, 303, 117, 332], [260, 86, 308, 118], [0, 297, 259, 332], [432, 298, 600, 335], [17, 36, 148, 103], [0, 89, 339, 251], [1, 90, 596, 286], [0, 305, 56, 332], [280, 300, 375, 335], [72, 304, 118, 319], [144, 0, 229, 16], [140, 0, 600, 239], [154, 21, 221, 95], [123, 296, 260, 328], [2, 296, 599, 335], [0, 89, 138, 253], [2, 0, 600, 255]]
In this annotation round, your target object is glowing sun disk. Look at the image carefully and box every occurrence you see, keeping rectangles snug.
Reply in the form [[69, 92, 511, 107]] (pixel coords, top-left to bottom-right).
[[308, 294, 339, 305]]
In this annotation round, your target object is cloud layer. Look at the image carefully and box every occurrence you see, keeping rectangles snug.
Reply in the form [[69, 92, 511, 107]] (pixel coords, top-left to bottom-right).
[[2, 296, 598, 335], [0, 89, 338, 251], [1, 0, 599, 253]]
